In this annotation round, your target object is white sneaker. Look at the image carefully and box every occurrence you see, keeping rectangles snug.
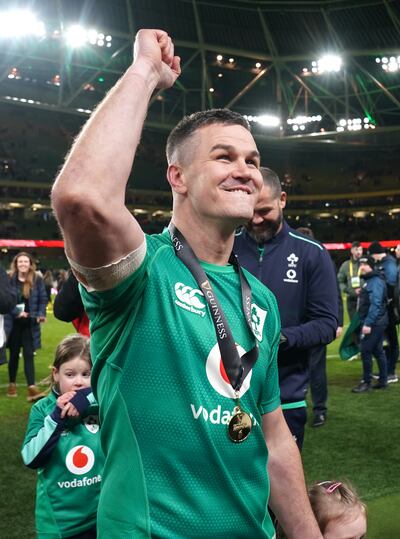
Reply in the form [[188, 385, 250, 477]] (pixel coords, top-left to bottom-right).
[[388, 374, 399, 384]]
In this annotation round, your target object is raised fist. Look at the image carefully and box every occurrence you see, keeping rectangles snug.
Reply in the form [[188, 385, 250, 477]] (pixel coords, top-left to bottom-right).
[[133, 29, 181, 89]]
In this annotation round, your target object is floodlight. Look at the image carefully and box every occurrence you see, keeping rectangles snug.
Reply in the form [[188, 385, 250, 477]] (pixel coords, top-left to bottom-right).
[[317, 55, 342, 73], [288, 115, 322, 127], [255, 62, 261, 68], [88, 29, 98, 44], [65, 25, 111, 48], [256, 114, 280, 127], [0, 9, 45, 38], [382, 57, 388, 63], [216, 54, 223, 61], [246, 114, 280, 128], [65, 25, 87, 47]]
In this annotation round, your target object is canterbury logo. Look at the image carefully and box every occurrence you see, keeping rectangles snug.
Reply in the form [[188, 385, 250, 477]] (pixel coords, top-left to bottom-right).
[[175, 282, 206, 316]]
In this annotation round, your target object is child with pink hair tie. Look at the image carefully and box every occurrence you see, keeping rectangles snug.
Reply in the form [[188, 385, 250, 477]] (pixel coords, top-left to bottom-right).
[[277, 480, 367, 539]]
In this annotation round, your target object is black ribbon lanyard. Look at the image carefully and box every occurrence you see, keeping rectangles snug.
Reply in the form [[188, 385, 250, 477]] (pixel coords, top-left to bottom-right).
[[168, 223, 259, 391]]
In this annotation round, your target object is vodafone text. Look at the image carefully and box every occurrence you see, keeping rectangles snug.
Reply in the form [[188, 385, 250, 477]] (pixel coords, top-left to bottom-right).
[[57, 474, 102, 489], [191, 404, 258, 426]]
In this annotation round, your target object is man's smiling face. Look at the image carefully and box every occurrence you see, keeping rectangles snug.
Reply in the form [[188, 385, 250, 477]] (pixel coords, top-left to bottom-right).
[[179, 123, 263, 226]]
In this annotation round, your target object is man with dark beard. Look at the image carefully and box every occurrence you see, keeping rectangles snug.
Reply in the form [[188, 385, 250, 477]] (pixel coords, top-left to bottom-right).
[[234, 167, 338, 449]]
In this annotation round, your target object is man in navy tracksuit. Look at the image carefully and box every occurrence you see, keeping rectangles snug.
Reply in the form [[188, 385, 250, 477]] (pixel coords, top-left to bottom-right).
[[234, 168, 338, 449]]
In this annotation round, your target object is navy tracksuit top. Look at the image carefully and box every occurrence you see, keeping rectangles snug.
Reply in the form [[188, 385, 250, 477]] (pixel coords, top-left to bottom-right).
[[234, 222, 338, 405]]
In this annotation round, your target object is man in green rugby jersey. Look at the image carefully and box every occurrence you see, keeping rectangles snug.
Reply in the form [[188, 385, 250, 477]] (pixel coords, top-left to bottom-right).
[[52, 29, 322, 539]]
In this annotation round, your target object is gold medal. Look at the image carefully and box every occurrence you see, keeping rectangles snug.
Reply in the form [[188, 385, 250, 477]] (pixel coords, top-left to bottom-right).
[[228, 406, 252, 443]]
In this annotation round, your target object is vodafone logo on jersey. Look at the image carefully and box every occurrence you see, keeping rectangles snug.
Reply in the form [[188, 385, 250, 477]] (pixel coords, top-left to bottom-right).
[[65, 445, 95, 475], [206, 343, 252, 398]]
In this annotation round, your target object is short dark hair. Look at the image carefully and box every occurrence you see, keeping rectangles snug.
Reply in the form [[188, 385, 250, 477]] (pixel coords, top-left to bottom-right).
[[260, 167, 282, 198], [351, 241, 361, 248], [166, 108, 250, 163]]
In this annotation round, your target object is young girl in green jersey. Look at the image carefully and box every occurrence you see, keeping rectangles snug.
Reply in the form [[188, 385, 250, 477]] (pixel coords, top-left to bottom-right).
[[277, 480, 367, 539], [21, 334, 104, 539]]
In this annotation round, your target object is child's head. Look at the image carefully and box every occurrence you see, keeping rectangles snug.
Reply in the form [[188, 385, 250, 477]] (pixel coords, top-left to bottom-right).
[[309, 481, 367, 539], [52, 334, 91, 395]]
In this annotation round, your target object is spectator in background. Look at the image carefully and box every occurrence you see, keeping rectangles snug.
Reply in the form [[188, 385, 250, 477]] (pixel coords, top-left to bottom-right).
[[235, 168, 338, 448], [42, 270, 55, 304], [352, 255, 388, 393], [394, 244, 400, 262], [54, 270, 89, 336], [296, 227, 344, 428], [368, 241, 399, 383], [5, 252, 47, 401], [0, 264, 16, 366], [56, 269, 68, 291], [337, 241, 363, 322]]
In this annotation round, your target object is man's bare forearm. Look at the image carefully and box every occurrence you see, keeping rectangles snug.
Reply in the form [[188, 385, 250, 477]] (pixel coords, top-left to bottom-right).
[[53, 65, 157, 207], [263, 411, 322, 539], [52, 31, 180, 267]]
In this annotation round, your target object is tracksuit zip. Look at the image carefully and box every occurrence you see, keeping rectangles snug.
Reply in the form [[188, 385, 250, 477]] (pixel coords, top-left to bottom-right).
[[258, 245, 264, 280]]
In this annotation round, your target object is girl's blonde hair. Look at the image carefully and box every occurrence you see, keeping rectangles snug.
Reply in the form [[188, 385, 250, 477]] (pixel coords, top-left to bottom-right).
[[10, 251, 37, 299], [309, 480, 366, 534], [276, 480, 366, 538], [51, 334, 91, 388]]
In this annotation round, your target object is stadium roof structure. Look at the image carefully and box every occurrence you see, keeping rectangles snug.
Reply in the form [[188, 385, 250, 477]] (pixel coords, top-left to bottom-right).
[[1, 0, 400, 148]]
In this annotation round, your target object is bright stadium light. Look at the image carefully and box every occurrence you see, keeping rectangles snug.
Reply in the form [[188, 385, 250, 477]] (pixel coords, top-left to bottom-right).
[[286, 115, 322, 134], [65, 25, 113, 48], [0, 9, 45, 38], [257, 114, 280, 127], [244, 114, 281, 128], [376, 54, 400, 72], [65, 25, 87, 47], [336, 117, 376, 132], [317, 55, 342, 73], [303, 55, 342, 75]]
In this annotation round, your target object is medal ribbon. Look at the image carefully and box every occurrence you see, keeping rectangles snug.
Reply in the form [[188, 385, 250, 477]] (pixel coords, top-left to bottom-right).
[[168, 223, 259, 391]]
